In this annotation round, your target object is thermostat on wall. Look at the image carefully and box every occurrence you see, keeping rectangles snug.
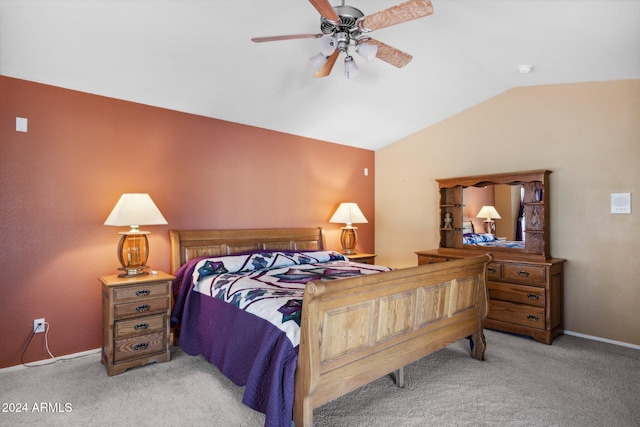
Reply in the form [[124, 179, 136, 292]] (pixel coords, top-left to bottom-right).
[[611, 193, 631, 214]]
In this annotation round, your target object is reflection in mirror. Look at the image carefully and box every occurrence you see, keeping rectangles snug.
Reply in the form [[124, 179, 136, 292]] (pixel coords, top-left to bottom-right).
[[463, 184, 524, 244]]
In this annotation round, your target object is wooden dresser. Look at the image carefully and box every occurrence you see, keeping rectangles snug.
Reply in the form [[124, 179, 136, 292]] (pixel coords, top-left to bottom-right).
[[99, 271, 174, 376], [418, 170, 565, 344], [417, 250, 564, 344]]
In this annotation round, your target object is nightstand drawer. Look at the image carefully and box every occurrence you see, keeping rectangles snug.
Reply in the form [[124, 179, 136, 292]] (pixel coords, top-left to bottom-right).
[[113, 282, 169, 302], [488, 282, 545, 307], [115, 314, 165, 338], [113, 297, 169, 319], [114, 332, 165, 362], [487, 300, 546, 330], [503, 264, 546, 285]]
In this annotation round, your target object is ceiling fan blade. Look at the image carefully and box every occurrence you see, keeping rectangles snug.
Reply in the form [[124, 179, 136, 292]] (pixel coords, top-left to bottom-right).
[[359, 0, 434, 32], [365, 39, 412, 68], [251, 34, 323, 43], [308, 0, 340, 23], [314, 50, 339, 78]]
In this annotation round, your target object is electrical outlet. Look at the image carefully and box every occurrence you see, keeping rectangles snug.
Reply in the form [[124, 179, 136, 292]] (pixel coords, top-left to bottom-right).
[[34, 318, 45, 334]]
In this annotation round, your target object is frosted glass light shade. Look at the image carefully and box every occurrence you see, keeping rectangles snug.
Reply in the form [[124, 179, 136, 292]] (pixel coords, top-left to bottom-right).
[[344, 56, 360, 79], [319, 34, 337, 56], [309, 53, 328, 71], [356, 42, 378, 62]]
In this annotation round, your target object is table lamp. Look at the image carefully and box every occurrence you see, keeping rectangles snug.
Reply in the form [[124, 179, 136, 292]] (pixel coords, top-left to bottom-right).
[[104, 193, 167, 277], [329, 202, 368, 254], [476, 205, 501, 234]]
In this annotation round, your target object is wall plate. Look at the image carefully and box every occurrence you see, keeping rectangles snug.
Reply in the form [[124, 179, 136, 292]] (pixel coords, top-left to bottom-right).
[[611, 193, 631, 214]]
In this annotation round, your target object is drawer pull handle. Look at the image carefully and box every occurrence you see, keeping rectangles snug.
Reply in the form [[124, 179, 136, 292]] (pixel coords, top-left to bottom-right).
[[527, 314, 539, 322], [135, 289, 151, 297], [135, 304, 151, 312], [134, 323, 149, 331], [133, 342, 149, 351], [517, 271, 530, 277], [527, 293, 539, 300], [487, 267, 496, 274]]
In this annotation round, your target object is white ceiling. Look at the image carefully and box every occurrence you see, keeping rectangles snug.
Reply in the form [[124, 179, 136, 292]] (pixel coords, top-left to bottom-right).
[[2, 0, 639, 150]]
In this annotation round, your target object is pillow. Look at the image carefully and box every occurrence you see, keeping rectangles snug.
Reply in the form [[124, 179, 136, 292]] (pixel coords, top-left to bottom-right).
[[463, 233, 498, 244]]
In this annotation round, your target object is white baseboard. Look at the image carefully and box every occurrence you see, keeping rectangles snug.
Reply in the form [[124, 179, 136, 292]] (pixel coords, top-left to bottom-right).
[[563, 330, 640, 350], [0, 348, 101, 374]]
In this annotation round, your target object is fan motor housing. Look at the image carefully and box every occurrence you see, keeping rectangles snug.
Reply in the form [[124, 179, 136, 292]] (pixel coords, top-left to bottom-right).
[[321, 5, 364, 39]]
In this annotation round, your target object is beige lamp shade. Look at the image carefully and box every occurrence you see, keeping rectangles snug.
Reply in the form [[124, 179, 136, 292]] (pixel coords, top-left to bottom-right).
[[329, 202, 368, 226], [476, 205, 501, 220], [104, 193, 167, 230]]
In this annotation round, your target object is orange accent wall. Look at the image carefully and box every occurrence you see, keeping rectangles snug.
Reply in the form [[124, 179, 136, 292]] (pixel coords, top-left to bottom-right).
[[0, 76, 375, 368]]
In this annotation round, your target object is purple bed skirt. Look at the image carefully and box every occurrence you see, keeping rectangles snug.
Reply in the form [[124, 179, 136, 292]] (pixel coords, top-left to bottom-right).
[[172, 264, 298, 427]]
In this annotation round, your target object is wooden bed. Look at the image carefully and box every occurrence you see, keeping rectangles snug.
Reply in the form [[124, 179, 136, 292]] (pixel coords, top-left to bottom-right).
[[169, 227, 491, 427]]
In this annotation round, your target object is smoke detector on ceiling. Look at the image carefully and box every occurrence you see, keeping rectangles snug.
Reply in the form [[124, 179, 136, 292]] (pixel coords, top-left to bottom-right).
[[518, 64, 535, 74]]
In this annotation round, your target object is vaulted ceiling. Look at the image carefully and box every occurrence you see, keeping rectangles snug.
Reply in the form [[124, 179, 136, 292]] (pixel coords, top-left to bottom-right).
[[2, 0, 639, 150]]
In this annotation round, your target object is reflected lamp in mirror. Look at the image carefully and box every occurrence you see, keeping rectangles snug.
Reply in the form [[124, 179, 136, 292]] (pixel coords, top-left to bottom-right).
[[329, 202, 368, 255], [104, 193, 168, 277], [476, 205, 501, 234]]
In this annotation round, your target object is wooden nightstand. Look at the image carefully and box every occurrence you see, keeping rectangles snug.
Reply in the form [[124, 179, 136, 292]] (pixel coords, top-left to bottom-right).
[[99, 271, 174, 376], [344, 253, 377, 265]]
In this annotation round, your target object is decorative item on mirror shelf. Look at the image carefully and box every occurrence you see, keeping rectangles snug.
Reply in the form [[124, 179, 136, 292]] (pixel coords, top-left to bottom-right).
[[535, 188, 543, 202], [443, 212, 453, 229]]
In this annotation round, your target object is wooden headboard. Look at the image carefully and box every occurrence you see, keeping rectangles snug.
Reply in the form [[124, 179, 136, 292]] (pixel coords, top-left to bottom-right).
[[168, 228, 326, 274]]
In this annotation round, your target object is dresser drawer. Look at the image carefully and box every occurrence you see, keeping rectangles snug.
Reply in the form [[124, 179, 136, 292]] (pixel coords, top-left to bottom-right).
[[114, 332, 165, 362], [115, 314, 165, 338], [503, 264, 546, 285], [113, 281, 169, 302], [486, 262, 503, 280], [113, 297, 169, 319], [487, 300, 546, 330], [488, 282, 545, 307]]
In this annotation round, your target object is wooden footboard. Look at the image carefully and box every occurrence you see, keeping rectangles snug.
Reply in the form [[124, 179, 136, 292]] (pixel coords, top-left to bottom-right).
[[294, 254, 491, 426]]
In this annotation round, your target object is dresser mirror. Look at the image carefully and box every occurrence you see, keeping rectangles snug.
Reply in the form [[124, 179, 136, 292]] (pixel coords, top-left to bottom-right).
[[462, 184, 524, 242], [436, 170, 551, 261]]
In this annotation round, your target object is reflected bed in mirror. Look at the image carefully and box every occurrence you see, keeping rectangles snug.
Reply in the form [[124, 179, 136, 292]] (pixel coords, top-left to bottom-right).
[[462, 184, 525, 249]]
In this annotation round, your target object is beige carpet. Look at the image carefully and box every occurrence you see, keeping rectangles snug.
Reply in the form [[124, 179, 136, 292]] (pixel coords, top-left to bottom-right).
[[1, 330, 638, 427]]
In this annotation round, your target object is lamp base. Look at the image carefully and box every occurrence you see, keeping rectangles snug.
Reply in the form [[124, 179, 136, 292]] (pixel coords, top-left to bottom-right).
[[340, 227, 358, 255], [115, 232, 150, 278], [117, 266, 149, 278], [483, 220, 495, 234]]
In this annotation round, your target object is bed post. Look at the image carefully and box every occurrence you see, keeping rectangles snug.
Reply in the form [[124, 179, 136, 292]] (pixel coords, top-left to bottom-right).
[[293, 281, 321, 427]]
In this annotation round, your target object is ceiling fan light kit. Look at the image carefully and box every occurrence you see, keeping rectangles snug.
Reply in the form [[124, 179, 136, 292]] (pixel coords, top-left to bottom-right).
[[309, 52, 328, 71], [252, 0, 434, 79], [355, 41, 378, 62], [344, 55, 360, 79]]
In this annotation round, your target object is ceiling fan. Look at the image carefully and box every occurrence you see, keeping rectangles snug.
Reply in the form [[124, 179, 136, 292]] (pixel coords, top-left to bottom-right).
[[251, 0, 434, 78]]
